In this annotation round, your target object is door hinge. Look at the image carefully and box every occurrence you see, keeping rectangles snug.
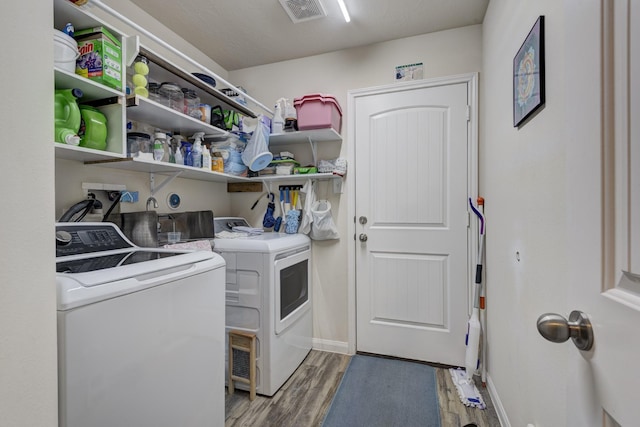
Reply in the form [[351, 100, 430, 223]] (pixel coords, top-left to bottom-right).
[[467, 212, 470, 228], [466, 105, 471, 121]]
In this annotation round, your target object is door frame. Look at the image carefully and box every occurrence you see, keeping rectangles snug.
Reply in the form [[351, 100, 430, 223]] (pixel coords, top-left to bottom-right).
[[346, 73, 479, 354]]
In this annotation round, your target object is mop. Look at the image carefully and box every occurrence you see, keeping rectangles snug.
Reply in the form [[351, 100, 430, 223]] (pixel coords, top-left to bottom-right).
[[449, 197, 486, 410]]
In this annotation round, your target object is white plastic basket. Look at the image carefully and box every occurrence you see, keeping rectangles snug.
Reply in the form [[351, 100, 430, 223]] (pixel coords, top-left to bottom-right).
[[53, 29, 79, 73]]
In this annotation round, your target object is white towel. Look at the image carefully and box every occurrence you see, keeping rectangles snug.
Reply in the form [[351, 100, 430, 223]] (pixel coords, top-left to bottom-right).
[[232, 226, 263, 235], [299, 179, 316, 235], [215, 231, 249, 239], [163, 240, 212, 251]]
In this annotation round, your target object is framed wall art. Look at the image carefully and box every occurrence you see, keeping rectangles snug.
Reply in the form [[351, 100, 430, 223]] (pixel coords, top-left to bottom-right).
[[513, 15, 545, 127]]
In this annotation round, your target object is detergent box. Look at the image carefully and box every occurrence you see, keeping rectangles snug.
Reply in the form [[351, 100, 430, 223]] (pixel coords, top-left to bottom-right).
[[75, 26, 122, 90]]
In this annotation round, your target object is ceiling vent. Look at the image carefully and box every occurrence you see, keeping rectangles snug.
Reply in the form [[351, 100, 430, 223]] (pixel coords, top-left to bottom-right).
[[279, 0, 327, 23]]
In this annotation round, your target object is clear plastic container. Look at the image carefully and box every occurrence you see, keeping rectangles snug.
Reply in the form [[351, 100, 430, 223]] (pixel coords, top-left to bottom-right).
[[158, 82, 184, 113], [148, 82, 163, 104], [182, 88, 201, 119], [131, 55, 149, 98], [127, 132, 151, 157]]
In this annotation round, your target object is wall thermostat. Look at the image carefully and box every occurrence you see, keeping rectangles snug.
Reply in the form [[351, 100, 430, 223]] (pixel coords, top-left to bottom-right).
[[167, 193, 181, 209]]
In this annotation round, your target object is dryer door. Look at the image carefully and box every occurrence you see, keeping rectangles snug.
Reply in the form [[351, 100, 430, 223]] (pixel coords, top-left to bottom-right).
[[274, 249, 311, 335]]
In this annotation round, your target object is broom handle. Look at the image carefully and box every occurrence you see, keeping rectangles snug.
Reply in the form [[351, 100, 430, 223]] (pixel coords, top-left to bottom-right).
[[477, 197, 487, 387]]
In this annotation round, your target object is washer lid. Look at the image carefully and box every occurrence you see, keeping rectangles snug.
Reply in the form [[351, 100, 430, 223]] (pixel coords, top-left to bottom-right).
[[56, 248, 202, 274], [56, 249, 225, 311]]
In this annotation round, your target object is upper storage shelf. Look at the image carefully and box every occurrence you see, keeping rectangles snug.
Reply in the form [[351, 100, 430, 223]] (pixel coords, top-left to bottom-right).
[[137, 44, 258, 118], [126, 95, 228, 138]]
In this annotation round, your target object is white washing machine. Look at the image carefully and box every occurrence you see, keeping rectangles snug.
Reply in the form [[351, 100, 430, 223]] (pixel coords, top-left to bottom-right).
[[213, 217, 312, 396], [55, 222, 226, 427]]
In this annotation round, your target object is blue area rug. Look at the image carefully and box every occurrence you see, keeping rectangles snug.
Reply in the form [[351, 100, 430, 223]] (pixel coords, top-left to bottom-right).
[[322, 354, 441, 427]]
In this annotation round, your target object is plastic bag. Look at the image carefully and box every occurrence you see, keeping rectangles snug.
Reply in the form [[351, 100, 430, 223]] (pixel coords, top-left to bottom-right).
[[211, 138, 247, 176], [242, 114, 273, 171], [299, 179, 316, 235], [309, 200, 339, 240]]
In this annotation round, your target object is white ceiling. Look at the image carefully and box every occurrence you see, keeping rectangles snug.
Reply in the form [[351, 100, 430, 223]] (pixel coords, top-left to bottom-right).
[[128, 0, 489, 71]]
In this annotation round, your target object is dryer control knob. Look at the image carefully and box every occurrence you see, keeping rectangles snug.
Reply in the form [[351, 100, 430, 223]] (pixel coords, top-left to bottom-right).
[[56, 230, 72, 246]]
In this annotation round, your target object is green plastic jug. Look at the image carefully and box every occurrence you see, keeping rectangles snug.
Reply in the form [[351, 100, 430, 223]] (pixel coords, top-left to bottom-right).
[[54, 88, 83, 145], [78, 105, 108, 150]]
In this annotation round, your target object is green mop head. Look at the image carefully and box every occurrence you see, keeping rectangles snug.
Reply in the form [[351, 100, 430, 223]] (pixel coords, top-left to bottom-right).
[[449, 368, 487, 409]]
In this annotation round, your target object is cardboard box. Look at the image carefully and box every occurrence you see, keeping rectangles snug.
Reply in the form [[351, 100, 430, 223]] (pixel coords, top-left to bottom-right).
[[75, 26, 122, 90]]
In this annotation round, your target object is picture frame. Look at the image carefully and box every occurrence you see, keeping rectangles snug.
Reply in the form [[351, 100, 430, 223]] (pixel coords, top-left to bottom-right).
[[513, 15, 545, 127]]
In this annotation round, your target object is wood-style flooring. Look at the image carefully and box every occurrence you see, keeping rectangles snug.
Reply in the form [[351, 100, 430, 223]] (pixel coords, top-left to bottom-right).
[[225, 350, 501, 427]]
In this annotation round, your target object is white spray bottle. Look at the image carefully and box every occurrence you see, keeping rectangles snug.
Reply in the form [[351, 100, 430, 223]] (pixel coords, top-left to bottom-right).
[[272, 99, 285, 134], [191, 131, 204, 168], [283, 98, 298, 132]]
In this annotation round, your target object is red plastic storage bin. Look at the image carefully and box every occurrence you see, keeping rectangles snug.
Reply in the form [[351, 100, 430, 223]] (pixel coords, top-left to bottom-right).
[[293, 93, 342, 133]]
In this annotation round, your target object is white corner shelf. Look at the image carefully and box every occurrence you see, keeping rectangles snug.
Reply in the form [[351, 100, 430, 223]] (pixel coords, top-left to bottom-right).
[[269, 128, 341, 145], [250, 173, 340, 182], [267, 128, 342, 167]]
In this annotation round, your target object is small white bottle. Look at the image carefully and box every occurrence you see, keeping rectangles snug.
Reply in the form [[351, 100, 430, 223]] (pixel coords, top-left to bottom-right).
[[272, 102, 284, 134], [191, 132, 204, 168], [175, 144, 184, 166], [202, 145, 212, 171], [283, 98, 298, 132]]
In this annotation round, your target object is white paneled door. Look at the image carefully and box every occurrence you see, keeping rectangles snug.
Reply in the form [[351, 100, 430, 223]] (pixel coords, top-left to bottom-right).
[[563, 1, 640, 424], [352, 75, 477, 366]]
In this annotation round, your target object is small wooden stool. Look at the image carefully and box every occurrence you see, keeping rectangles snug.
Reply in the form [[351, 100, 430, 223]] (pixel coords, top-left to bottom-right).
[[228, 329, 257, 401]]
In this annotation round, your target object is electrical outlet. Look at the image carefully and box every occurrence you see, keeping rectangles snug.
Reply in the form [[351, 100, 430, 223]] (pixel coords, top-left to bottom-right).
[[120, 191, 139, 203]]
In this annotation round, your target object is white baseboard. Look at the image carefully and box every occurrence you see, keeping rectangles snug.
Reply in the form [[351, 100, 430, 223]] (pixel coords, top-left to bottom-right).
[[312, 338, 350, 354], [486, 373, 510, 427]]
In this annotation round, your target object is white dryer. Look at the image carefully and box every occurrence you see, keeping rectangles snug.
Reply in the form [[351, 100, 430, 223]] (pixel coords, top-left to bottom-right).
[[214, 217, 312, 396]]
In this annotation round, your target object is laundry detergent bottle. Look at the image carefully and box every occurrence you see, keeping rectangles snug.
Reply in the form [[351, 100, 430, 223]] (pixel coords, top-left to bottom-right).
[[54, 88, 83, 145], [78, 105, 107, 150]]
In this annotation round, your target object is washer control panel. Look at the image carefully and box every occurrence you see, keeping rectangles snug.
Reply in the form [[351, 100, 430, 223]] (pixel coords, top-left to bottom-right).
[[56, 223, 132, 257]]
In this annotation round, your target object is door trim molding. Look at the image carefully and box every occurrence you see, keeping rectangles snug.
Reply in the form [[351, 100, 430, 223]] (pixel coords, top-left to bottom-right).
[[346, 73, 479, 354]]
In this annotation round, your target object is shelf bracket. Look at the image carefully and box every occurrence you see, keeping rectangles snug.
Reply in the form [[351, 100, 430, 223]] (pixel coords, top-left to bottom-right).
[[307, 137, 318, 166], [150, 171, 182, 196], [126, 95, 140, 108], [82, 96, 122, 108]]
